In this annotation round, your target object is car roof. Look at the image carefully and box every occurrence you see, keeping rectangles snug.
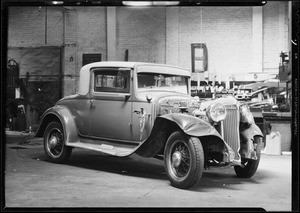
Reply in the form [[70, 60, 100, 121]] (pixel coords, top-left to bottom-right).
[[81, 61, 190, 71], [81, 61, 138, 69], [79, 61, 191, 95]]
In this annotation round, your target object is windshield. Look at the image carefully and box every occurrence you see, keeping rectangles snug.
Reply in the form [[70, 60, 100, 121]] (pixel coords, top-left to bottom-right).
[[137, 73, 188, 94]]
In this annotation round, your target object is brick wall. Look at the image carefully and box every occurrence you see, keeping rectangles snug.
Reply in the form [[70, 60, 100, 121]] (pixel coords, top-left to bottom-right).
[[76, 7, 107, 65], [8, 7, 50, 46], [7, 3, 289, 96], [75, 7, 107, 94], [116, 7, 166, 63], [166, 7, 179, 66], [165, 2, 289, 82], [168, 6, 253, 82], [263, 1, 289, 73], [63, 8, 78, 96]]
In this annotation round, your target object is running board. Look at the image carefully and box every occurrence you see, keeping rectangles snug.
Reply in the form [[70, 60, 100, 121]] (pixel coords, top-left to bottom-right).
[[66, 138, 139, 157]]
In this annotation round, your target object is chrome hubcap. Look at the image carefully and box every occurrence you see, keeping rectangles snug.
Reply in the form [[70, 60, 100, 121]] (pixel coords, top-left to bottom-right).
[[49, 136, 58, 148], [47, 128, 63, 158], [169, 141, 191, 178], [172, 151, 182, 168]]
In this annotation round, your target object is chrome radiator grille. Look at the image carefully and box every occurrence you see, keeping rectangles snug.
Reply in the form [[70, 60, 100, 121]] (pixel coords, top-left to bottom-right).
[[222, 105, 240, 160]]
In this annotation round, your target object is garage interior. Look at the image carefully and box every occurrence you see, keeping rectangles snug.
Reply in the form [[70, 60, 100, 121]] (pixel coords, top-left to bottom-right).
[[4, 1, 297, 154], [2, 1, 298, 211]]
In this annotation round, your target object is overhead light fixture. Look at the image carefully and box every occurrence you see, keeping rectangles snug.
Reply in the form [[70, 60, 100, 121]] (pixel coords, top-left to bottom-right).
[[122, 1, 153, 6], [122, 1, 179, 6], [51, 1, 64, 5], [91, 1, 102, 4], [152, 1, 179, 6]]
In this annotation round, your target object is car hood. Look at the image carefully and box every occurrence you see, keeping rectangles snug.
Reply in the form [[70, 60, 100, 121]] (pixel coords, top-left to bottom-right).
[[198, 95, 239, 111], [138, 91, 239, 116], [138, 91, 199, 115]]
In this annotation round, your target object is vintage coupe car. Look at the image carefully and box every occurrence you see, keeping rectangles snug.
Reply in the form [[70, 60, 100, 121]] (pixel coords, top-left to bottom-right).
[[35, 61, 264, 189]]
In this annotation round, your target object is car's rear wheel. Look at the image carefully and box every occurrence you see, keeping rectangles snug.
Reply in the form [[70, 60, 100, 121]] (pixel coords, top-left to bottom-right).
[[44, 121, 72, 163], [164, 131, 204, 189], [234, 136, 262, 178]]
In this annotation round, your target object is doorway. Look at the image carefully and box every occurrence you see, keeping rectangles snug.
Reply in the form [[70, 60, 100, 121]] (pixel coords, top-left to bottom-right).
[[7, 46, 62, 131]]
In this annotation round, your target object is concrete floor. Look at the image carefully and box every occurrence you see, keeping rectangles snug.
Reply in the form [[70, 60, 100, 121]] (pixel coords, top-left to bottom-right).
[[4, 136, 292, 211]]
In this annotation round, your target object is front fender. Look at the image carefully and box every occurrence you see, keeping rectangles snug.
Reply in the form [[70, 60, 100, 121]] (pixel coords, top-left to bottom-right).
[[159, 113, 222, 137], [239, 123, 264, 159], [135, 113, 235, 162], [35, 105, 79, 144], [240, 123, 263, 143]]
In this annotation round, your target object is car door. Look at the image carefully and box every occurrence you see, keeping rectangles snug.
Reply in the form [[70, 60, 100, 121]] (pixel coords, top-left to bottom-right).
[[131, 101, 153, 142], [89, 68, 132, 141]]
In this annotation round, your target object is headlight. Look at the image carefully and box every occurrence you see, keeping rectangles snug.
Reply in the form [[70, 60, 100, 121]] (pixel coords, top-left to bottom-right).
[[240, 104, 254, 124], [206, 103, 227, 122]]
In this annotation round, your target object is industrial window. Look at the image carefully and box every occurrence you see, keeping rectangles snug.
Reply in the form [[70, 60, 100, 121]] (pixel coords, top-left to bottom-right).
[[191, 43, 208, 73]]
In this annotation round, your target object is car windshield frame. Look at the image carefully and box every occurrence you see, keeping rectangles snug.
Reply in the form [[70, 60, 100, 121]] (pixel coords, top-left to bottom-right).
[[137, 72, 189, 95]]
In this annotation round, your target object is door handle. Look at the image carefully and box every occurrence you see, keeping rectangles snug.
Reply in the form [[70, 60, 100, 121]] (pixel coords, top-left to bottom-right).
[[90, 100, 95, 108], [133, 108, 143, 115]]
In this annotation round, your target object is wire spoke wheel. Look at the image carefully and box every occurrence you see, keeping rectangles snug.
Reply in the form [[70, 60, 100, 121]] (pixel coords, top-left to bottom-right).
[[44, 121, 72, 163], [164, 131, 204, 189], [47, 128, 64, 158], [170, 142, 191, 178], [234, 136, 262, 178]]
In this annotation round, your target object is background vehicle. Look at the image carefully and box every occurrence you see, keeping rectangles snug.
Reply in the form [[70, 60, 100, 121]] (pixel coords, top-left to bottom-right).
[[35, 62, 263, 189]]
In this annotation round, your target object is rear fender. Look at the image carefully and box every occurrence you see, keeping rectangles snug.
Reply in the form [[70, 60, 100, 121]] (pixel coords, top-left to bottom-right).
[[35, 105, 79, 144], [135, 113, 235, 162], [239, 123, 264, 159]]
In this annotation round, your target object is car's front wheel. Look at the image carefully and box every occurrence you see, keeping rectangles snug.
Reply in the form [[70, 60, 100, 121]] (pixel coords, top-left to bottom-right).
[[164, 131, 204, 189], [44, 121, 72, 163], [234, 136, 263, 178]]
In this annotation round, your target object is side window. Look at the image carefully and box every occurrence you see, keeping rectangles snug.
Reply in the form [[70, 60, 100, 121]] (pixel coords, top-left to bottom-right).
[[93, 69, 130, 93]]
